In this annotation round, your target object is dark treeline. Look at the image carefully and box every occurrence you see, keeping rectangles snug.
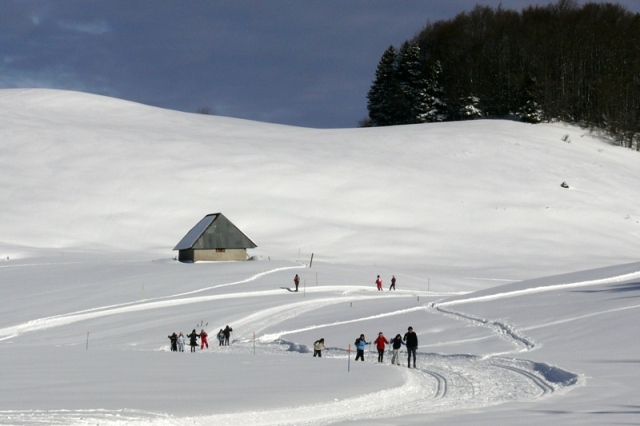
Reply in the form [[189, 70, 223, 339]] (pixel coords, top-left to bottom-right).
[[366, 0, 640, 150]]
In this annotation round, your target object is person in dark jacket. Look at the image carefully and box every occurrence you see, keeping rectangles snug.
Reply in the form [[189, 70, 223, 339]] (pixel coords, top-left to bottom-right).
[[223, 325, 233, 346], [403, 326, 418, 368], [354, 334, 370, 361], [186, 329, 199, 352], [168, 332, 178, 352], [389, 275, 396, 291], [390, 334, 405, 365], [294, 274, 300, 292]]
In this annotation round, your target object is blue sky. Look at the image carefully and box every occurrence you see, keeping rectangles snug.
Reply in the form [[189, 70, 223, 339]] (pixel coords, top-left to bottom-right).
[[2, 0, 638, 128]]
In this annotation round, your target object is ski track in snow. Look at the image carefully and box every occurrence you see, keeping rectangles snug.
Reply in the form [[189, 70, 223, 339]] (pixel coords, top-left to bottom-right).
[[0, 264, 306, 341], [5, 265, 631, 424], [435, 270, 640, 307]]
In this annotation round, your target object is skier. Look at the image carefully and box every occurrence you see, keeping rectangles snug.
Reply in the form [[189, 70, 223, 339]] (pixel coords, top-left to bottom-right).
[[313, 338, 325, 357], [354, 334, 370, 361], [168, 332, 178, 352], [200, 329, 209, 349], [374, 332, 389, 363], [403, 326, 418, 368], [223, 325, 233, 346], [217, 329, 225, 346], [294, 274, 300, 292], [389, 275, 396, 291], [390, 334, 405, 365], [177, 332, 185, 352], [186, 329, 199, 352], [376, 275, 383, 291]]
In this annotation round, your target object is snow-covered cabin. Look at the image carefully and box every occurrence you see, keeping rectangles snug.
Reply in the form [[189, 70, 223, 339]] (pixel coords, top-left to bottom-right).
[[173, 213, 257, 262]]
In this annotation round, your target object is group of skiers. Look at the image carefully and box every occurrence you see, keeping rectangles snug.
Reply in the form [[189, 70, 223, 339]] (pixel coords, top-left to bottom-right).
[[375, 275, 396, 291], [293, 274, 397, 292], [168, 324, 418, 367], [168, 273, 410, 360], [168, 325, 233, 352], [312, 326, 419, 368], [353, 326, 418, 368]]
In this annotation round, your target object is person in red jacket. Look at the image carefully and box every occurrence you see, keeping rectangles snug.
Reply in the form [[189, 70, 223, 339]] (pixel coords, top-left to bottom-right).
[[200, 329, 209, 349], [374, 332, 389, 363], [375, 275, 383, 291]]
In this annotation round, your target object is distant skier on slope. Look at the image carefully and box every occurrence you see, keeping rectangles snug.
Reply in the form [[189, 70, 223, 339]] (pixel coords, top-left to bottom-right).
[[313, 338, 325, 357], [168, 332, 178, 352], [177, 332, 185, 352], [376, 275, 383, 291], [389, 275, 396, 291], [187, 329, 199, 352], [200, 329, 209, 349], [223, 325, 233, 346], [294, 274, 300, 292], [217, 329, 225, 346]]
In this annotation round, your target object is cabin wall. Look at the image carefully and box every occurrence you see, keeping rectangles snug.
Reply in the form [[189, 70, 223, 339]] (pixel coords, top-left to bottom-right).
[[179, 248, 247, 262]]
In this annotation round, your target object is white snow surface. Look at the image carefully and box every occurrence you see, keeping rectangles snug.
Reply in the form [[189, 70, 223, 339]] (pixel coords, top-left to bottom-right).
[[1, 88, 640, 425]]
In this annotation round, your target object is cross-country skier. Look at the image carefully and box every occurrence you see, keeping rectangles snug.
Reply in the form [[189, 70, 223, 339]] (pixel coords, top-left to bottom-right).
[[200, 329, 209, 349], [186, 329, 199, 352], [374, 332, 389, 363], [376, 275, 383, 291], [403, 326, 418, 368], [223, 325, 233, 346], [390, 334, 405, 365], [389, 275, 396, 291], [177, 332, 185, 352], [354, 334, 370, 361], [313, 338, 325, 357], [168, 332, 178, 352]]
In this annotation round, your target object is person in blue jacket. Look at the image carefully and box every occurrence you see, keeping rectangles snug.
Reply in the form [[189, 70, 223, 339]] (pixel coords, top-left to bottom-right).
[[354, 334, 370, 361]]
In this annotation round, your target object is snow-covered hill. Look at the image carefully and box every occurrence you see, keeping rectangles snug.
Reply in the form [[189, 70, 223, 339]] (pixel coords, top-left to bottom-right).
[[1, 89, 640, 425], [2, 89, 640, 287]]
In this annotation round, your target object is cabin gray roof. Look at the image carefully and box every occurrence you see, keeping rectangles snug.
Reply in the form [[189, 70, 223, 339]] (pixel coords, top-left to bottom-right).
[[173, 213, 257, 250]]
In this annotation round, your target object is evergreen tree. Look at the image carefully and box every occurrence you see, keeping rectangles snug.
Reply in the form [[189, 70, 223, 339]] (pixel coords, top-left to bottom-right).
[[516, 75, 543, 123], [367, 46, 399, 126], [367, 43, 452, 126], [396, 41, 428, 124], [422, 60, 449, 122], [456, 95, 483, 120]]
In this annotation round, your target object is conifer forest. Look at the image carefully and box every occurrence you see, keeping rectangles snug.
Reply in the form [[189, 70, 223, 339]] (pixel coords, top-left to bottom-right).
[[366, 0, 640, 150]]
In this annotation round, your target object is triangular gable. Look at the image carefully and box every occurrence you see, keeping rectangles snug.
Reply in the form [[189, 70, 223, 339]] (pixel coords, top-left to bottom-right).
[[173, 213, 257, 250]]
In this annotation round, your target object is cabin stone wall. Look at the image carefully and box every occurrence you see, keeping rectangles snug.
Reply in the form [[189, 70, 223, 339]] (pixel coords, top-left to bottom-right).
[[178, 248, 247, 262]]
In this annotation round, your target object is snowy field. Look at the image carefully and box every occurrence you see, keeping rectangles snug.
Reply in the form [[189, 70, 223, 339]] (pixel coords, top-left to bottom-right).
[[1, 89, 640, 425]]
